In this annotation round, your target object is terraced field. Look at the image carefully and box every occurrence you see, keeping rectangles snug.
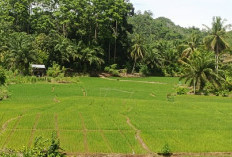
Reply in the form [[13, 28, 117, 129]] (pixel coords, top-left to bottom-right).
[[0, 77, 232, 155]]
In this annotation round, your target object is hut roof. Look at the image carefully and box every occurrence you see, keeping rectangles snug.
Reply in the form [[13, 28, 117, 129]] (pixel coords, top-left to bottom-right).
[[31, 64, 46, 69]]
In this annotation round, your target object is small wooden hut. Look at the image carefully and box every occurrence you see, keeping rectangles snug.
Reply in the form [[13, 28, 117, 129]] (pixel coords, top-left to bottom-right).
[[31, 64, 46, 77]]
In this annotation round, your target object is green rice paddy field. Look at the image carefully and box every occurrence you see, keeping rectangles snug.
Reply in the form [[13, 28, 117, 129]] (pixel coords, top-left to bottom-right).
[[0, 77, 232, 154]]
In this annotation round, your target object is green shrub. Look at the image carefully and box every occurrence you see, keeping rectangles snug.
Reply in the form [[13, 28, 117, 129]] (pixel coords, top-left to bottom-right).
[[1, 132, 65, 157], [139, 65, 150, 76], [0, 86, 9, 100], [30, 76, 37, 83], [160, 143, 172, 156], [215, 91, 220, 96], [47, 63, 66, 78], [221, 90, 229, 97], [0, 67, 6, 85], [176, 86, 189, 95], [104, 64, 120, 76]]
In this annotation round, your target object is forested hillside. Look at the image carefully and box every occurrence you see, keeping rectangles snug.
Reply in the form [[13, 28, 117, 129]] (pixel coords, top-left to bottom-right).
[[0, 0, 231, 83], [0, 0, 201, 75]]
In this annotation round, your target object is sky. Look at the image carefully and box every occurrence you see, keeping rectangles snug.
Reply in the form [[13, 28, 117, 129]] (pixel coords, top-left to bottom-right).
[[130, 0, 232, 29]]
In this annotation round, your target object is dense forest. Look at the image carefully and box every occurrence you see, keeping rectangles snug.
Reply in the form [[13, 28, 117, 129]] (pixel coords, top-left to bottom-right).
[[0, 0, 232, 94]]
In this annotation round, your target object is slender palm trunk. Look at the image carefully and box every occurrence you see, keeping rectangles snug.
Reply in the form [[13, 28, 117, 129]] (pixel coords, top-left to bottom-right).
[[114, 20, 117, 63], [216, 44, 219, 74], [132, 59, 136, 74], [193, 78, 196, 94], [95, 22, 98, 40], [108, 42, 111, 63]]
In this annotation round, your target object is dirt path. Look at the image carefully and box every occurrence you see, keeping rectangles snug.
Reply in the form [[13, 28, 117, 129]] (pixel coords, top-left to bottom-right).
[[125, 117, 152, 154], [111, 118, 135, 154], [2, 115, 22, 148], [100, 76, 167, 85], [79, 113, 89, 153], [64, 152, 232, 157], [28, 114, 41, 147], [98, 103, 135, 153], [93, 116, 113, 153], [65, 152, 157, 157], [0, 116, 21, 135]]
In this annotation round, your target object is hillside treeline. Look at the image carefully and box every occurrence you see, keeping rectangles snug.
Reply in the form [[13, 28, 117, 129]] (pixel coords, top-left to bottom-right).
[[1, 0, 232, 94], [0, 0, 206, 74]]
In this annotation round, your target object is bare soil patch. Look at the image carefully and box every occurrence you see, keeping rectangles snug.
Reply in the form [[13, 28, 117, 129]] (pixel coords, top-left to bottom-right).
[[125, 117, 152, 154]]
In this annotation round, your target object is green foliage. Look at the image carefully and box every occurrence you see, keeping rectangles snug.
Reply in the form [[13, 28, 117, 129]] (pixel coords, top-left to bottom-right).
[[176, 86, 189, 95], [0, 86, 9, 100], [104, 64, 120, 76], [180, 50, 223, 94], [203, 16, 231, 73], [2, 32, 36, 75], [221, 90, 230, 97], [1, 133, 64, 157], [0, 66, 6, 85], [139, 65, 150, 76], [47, 63, 66, 78], [160, 143, 171, 156]]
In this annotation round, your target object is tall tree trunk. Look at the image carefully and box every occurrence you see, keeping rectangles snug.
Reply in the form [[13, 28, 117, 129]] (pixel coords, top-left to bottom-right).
[[114, 20, 117, 63], [108, 42, 111, 63], [132, 58, 136, 74], [216, 43, 219, 74], [63, 24, 66, 37], [193, 78, 196, 94], [95, 22, 98, 40]]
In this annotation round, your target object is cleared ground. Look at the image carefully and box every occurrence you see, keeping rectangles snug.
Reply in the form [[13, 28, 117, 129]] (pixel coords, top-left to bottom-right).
[[0, 77, 232, 154]]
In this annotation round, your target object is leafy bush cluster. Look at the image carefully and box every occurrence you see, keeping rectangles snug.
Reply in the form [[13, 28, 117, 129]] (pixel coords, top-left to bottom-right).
[[0, 133, 65, 157], [104, 64, 120, 76], [0, 86, 9, 100], [139, 65, 150, 76], [176, 86, 189, 95], [158, 143, 172, 157], [0, 67, 6, 85], [4, 66, 79, 85], [0, 67, 9, 100], [47, 63, 66, 78]]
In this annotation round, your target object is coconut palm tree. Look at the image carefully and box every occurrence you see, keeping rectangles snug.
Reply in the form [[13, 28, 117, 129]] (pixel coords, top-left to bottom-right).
[[203, 16, 231, 73], [130, 34, 146, 73], [80, 46, 104, 72], [181, 33, 200, 58], [4, 32, 36, 75], [180, 51, 223, 94]]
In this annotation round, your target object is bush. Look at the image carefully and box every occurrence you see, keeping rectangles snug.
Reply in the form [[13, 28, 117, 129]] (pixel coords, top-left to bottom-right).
[[47, 63, 66, 78], [176, 86, 189, 95], [104, 64, 120, 76], [0, 67, 6, 85], [215, 91, 220, 96], [1, 132, 65, 157], [159, 143, 172, 156], [139, 65, 150, 76], [202, 83, 214, 96], [221, 90, 230, 97], [30, 76, 37, 83], [0, 86, 9, 100]]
